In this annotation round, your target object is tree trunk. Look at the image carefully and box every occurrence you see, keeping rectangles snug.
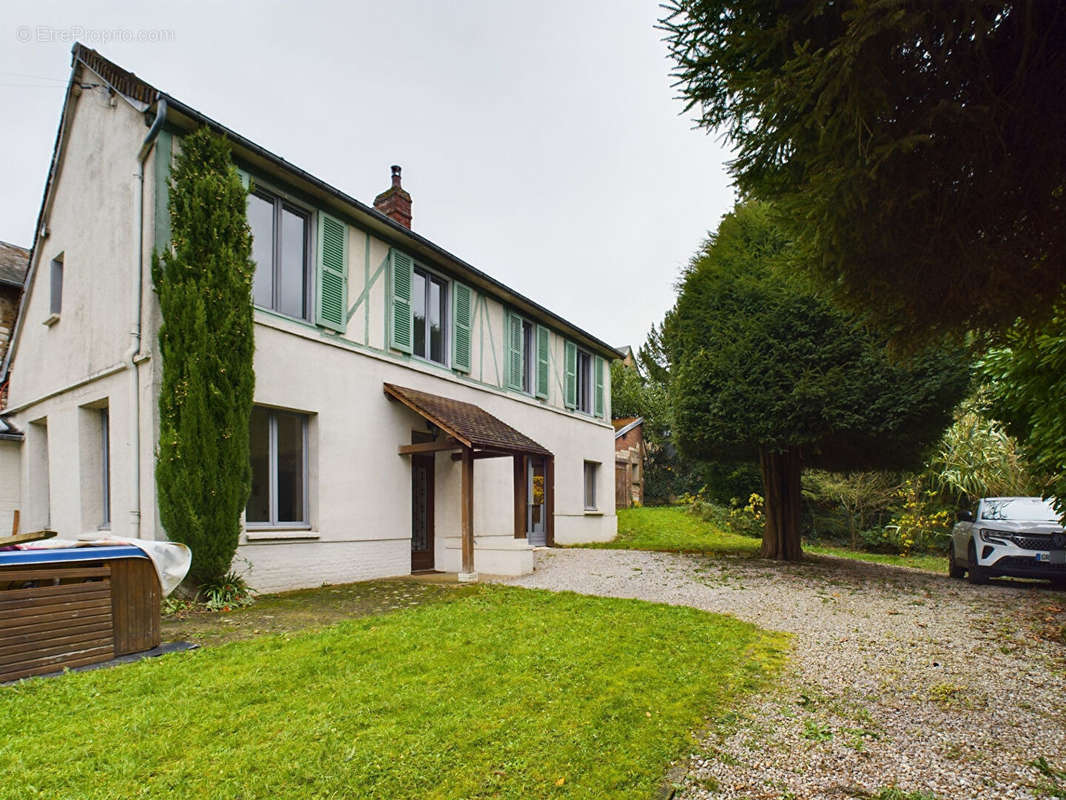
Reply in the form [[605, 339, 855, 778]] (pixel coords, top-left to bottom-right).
[[759, 447, 803, 561]]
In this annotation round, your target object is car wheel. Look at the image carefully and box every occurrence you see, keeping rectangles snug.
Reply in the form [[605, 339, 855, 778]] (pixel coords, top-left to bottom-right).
[[948, 544, 965, 579], [967, 540, 988, 585]]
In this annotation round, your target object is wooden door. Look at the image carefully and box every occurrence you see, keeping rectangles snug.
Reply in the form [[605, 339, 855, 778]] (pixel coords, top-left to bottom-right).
[[411, 454, 435, 572], [615, 463, 629, 509]]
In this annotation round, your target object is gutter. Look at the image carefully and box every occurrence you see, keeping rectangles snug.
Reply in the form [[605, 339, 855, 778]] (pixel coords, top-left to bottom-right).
[[123, 97, 167, 540]]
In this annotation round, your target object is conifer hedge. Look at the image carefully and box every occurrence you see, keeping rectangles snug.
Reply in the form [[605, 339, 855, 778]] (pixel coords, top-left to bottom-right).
[[153, 127, 255, 584]]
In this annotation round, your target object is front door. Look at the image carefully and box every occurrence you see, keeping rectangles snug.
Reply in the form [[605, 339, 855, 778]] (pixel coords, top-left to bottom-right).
[[411, 454, 435, 572]]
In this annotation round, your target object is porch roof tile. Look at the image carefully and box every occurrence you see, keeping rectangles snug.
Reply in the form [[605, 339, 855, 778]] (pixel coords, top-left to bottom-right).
[[384, 383, 552, 457]]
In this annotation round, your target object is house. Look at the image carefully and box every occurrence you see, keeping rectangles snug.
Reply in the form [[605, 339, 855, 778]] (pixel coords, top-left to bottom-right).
[[613, 417, 645, 508], [1, 44, 618, 592], [0, 241, 29, 375], [0, 241, 29, 534]]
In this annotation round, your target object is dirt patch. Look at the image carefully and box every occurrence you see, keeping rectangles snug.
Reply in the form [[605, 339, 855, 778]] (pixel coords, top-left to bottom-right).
[[162, 578, 476, 647]]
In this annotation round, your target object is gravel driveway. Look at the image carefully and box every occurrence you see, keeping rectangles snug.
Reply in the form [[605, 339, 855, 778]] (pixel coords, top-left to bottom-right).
[[497, 549, 1066, 799]]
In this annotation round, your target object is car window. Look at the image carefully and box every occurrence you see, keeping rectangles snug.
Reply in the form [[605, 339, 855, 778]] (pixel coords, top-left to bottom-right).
[[980, 498, 1059, 521]]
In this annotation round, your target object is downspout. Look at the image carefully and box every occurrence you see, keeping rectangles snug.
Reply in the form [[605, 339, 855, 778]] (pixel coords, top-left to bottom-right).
[[126, 97, 167, 539]]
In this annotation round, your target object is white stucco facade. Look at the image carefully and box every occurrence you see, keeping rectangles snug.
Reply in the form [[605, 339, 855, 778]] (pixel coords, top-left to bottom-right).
[[3, 47, 617, 592]]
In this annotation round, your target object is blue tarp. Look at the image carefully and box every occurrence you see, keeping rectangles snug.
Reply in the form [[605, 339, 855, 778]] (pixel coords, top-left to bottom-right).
[[0, 546, 148, 566]]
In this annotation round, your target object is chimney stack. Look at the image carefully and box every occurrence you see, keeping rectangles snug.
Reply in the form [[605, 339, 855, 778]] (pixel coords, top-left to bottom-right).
[[373, 165, 412, 229]]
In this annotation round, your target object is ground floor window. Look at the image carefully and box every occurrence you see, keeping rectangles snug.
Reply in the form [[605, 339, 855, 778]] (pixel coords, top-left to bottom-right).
[[583, 461, 598, 511], [247, 407, 309, 527]]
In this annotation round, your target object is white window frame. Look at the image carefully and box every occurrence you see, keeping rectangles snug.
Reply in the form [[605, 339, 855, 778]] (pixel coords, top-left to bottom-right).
[[575, 349, 592, 414], [411, 262, 449, 367], [583, 460, 598, 511], [247, 179, 315, 322], [44, 253, 63, 325], [247, 407, 311, 530]]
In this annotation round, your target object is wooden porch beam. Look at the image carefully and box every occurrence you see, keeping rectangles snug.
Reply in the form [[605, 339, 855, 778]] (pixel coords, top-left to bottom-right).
[[450, 449, 514, 461], [398, 438, 461, 455]]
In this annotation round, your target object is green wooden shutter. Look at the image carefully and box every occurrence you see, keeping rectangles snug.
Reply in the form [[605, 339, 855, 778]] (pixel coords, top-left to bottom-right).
[[389, 249, 413, 353], [236, 168, 251, 190], [505, 312, 524, 391], [452, 282, 472, 373], [564, 340, 577, 409], [535, 325, 549, 399], [594, 355, 605, 417], [315, 212, 347, 332]]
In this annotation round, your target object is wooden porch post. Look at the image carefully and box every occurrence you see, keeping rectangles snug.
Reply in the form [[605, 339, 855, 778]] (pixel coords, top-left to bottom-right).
[[459, 446, 477, 581], [513, 454, 527, 539]]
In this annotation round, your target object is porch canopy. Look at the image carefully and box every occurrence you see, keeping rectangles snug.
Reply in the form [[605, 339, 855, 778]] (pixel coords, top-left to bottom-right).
[[384, 383, 554, 580]]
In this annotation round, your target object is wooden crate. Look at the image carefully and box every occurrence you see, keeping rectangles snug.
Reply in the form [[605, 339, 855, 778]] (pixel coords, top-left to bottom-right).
[[0, 564, 115, 682]]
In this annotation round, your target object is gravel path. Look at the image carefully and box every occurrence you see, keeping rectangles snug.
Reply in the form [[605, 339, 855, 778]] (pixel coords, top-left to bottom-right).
[[497, 549, 1066, 799]]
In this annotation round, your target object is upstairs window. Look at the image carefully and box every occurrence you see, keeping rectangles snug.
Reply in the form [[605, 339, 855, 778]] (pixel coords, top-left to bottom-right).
[[45, 254, 63, 325], [576, 350, 592, 413], [248, 189, 310, 320], [412, 266, 447, 364]]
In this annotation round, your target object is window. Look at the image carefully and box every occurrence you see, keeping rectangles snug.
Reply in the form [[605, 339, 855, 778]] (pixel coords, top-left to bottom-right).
[[412, 266, 447, 364], [45, 254, 63, 323], [248, 188, 311, 319], [507, 313, 539, 395], [576, 350, 592, 413], [521, 319, 533, 393], [247, 407, 309, 527], [100, 408, 110, 529], [583, 461, 598, 511]]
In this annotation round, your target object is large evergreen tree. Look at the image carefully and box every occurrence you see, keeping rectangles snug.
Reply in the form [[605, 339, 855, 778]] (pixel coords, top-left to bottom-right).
[[153, 128, 256, 585], [661, 1, 1066, 346], [673, 204, 970, 559]]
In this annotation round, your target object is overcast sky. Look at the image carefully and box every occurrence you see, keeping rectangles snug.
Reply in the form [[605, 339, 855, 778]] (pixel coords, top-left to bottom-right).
[[0, 1, 736, 352]]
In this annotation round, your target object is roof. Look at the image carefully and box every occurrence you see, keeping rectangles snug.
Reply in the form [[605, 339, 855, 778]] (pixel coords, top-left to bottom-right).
[[613, 417, 644, 439], [0, 241, 29, 288], [384, 383, 552, 456], [65, 43, 618, 361]]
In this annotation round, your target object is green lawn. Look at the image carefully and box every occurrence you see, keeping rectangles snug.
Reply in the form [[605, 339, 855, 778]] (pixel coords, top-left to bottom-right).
[[601, 507, 948, 574], [2, 585, 785, 800], [805, 544, 948, 574], [588, 505, 760, 555]]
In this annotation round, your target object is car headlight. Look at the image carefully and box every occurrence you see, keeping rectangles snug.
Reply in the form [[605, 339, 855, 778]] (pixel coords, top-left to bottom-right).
[[979, 528, 1011, 544]]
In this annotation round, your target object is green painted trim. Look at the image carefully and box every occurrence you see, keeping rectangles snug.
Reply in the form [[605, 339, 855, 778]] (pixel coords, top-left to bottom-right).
[[363, 231, 370, 342], [153, 130, 172, 251], [347, 249, 386, 323]]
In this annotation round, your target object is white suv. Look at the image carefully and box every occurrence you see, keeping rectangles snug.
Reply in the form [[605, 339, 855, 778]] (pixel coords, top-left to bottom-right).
[[949, 497, 1065, 585]]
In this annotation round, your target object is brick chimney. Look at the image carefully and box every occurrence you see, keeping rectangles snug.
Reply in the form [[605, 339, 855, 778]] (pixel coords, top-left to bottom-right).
[[373, 165, 412, 229]]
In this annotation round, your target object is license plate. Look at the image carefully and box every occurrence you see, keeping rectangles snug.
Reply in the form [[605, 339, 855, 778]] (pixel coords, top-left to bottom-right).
[[1037, 551, 1066, 564]]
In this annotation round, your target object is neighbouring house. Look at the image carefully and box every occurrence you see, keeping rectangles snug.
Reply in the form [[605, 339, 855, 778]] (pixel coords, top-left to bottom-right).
[[0, 241, 29, 373], [1, 44, 618, 592], [0, 241, 29, 534], [613, 416, 645, 508]]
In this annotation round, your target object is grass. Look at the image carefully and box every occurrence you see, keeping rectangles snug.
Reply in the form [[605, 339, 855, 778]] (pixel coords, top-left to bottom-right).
[[804, 544, 948, 574], [594, 507, 948, 574], [587, 506, 760, 556], [2, 584, 786, 800]]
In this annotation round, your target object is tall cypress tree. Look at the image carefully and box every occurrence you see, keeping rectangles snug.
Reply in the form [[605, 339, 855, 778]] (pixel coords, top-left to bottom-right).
[[153, 127, 255, 585]]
